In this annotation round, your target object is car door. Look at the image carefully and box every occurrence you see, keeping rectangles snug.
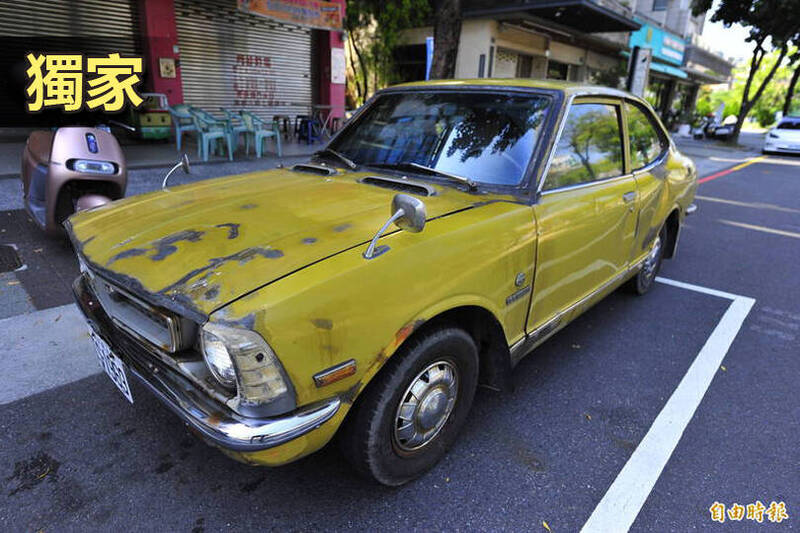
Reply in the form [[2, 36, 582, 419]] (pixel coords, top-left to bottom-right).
[[528, 98, 638, 333], [624, 100, 671, 263]]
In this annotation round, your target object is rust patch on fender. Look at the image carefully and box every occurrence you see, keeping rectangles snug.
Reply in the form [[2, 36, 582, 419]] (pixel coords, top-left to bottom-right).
[[394, 319, 425, 347]]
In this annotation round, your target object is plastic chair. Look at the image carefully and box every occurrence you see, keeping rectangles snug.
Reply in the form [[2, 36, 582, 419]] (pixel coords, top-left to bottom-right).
[[297, 116, 321, 145], [189, 108, 233, 162], [167, 104, 197, 151], [240, 111, 282, 157], [221, 108, 249, 152]]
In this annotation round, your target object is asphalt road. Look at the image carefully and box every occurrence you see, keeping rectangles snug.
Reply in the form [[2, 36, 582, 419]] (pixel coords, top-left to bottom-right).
[[0, 149, 798, 531]]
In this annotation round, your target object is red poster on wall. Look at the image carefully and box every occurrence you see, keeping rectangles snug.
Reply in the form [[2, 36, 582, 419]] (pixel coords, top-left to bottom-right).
[[238, 0, 343, 31]]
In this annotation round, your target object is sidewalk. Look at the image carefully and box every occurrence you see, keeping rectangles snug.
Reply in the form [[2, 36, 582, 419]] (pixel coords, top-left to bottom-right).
[[0, 133, 320, 179], [673, 131, 763, 177]]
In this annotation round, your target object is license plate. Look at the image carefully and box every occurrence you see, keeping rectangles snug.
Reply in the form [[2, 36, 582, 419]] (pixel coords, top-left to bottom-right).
[[91, 331, 133, 404]]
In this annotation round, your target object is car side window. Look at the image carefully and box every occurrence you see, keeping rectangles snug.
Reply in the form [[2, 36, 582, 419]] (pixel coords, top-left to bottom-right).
[[626, 103, 666, 170], [544, 103, 624, 191]]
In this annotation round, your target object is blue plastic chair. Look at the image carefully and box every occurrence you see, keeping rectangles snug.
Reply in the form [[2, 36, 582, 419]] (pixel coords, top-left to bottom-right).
[[189, 109, 233, 162], [221, 108, 249, 153], [168, 104, 197, 152], [241, 111, 282, 157]]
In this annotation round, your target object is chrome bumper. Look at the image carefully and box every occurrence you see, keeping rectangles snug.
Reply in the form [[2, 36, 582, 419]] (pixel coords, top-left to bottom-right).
[[686, 203, 698, 215], [73, 275, 340, 452]]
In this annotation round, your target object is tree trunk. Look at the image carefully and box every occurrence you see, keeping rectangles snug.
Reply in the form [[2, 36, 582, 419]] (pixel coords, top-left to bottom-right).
[[430, 0, 462, 79], [730, 44, 787, 145], [783, 64, 800, 117]]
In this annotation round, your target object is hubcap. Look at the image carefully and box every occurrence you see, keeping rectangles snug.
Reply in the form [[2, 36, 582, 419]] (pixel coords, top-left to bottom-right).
[[393, 360, 459, 452], [642, 236, 662, 279]]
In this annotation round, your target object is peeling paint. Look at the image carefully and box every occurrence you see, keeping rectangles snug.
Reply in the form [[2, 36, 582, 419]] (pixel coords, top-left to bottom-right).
[[333, 223, 352, 233], [158, 246, 283, 296], [340, 381, 361, 404], [311, 318, 333, 330], [240, 203, 258, 210], [302, 237, 317, 245], [107, 247, 148, 265], [204, 286, 220, 300], [151, 230, 205, 261], [215, 223, 240, 240]]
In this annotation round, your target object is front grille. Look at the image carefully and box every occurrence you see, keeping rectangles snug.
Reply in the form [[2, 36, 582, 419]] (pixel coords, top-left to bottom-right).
[[87, 272, 181, 352]]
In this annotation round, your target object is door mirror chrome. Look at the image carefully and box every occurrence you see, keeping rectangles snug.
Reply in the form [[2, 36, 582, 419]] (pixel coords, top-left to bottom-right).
[[391, 194, 426, 233], [363, 194, 427, 259], [162, 153, 191, 190]]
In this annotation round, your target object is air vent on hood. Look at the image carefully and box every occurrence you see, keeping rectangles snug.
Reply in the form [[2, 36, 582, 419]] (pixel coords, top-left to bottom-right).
[[360, 176, 436, 197], [290, 163, 338, 176]]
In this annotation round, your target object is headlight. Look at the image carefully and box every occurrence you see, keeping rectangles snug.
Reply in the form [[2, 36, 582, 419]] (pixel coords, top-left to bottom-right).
[[201, 327, 237, 388], [200, 323, 293, 408], [769, 132, 779, 138]]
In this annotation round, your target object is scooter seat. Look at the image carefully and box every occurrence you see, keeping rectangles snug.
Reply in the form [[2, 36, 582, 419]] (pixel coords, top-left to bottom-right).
[[26, 130, 54, 166]]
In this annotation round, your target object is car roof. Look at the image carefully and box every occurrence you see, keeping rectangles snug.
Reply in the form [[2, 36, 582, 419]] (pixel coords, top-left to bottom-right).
[[389, 78, 635, 99]]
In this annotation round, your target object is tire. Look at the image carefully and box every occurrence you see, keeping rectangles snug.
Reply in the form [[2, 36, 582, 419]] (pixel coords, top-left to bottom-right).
[[338, 327, 479, 486], [626, 226, 667, 295]]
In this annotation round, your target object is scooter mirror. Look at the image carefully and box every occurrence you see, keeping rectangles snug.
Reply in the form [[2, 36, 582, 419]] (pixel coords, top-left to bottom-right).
[[162, 153, 191, 190]]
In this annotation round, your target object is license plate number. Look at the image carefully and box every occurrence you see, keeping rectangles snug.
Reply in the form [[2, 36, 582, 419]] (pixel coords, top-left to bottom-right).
[[91, 331, 133, 404]]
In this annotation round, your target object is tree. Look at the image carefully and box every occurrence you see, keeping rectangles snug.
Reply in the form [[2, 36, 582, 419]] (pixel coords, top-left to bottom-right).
[[345, 0, 429, 107], [692, 0, 800, 143], [783, 58, 800, 116], [429, 0, 462, 79]]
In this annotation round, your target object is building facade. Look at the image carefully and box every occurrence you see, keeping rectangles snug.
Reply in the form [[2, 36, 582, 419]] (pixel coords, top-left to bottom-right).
[[396, 0, 733, 128], [0, 0, 346, 127]]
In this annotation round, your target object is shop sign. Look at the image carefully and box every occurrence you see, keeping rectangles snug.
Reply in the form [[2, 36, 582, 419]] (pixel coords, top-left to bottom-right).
[[238, 0, 343, 31], [629, 20, 686, 66]]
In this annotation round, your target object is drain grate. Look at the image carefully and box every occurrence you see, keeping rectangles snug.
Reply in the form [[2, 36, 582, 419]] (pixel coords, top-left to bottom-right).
[[0, 244, 22, 273]]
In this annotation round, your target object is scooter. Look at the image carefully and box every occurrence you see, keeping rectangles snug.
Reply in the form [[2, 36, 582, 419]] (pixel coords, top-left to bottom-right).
[[20, 126, 127, 235]]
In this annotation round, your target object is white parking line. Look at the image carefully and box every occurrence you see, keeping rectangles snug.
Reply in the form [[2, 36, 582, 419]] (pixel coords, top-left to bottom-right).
[[0, 303, 98, 405], [581, 277, 755, 533]]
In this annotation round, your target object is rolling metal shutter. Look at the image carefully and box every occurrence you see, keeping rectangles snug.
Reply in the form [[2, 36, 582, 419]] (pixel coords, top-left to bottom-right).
[[0, 0, 141, 126], [0, 0, 141, 55], [174, 0, 313, 119]]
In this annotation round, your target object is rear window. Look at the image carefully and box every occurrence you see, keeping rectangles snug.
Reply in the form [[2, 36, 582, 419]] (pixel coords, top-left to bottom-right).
[[777, 120, 800, 130]]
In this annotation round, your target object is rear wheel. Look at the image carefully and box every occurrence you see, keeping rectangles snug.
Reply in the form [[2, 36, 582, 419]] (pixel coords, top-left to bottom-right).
[[626, 226, 666, 295], [338, 327, 478, 486]]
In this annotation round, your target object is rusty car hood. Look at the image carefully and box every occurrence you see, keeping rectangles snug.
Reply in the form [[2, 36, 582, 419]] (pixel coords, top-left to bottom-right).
[[67, 168, 492, 321]]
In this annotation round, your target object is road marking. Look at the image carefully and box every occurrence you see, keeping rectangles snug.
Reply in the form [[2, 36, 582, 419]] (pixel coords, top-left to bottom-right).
[[718, 219, 800, 239], [697, 155, 767, 184], [0, 303, 98, 405], [582, 278, 755, 533], [695, 195, 800, 214]]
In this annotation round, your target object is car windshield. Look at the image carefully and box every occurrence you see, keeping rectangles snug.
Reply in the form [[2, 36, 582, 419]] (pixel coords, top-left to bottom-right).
[[329, 91, 551, 186], [777, 120, 800, 130]]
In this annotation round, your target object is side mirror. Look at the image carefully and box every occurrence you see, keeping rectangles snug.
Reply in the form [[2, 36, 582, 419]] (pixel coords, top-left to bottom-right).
[[363, 194, 427, 259], [162, 153, 191, 190], [391, 193, 426, 233]]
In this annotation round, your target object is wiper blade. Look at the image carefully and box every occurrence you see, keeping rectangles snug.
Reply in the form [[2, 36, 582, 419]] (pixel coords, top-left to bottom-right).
[[313, 148, 357, 170], [367, 161, 477, 190]]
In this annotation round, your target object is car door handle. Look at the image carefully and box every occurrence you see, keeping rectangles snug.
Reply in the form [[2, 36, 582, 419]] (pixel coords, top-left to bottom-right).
[[622, 191, 637, 203]]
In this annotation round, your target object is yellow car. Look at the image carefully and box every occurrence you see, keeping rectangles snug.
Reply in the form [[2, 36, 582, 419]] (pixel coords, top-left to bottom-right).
[[67, 80, 697, 486]]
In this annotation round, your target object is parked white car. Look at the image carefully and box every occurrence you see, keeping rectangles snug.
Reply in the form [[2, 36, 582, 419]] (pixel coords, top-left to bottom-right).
[[763, 116, 800, 154]]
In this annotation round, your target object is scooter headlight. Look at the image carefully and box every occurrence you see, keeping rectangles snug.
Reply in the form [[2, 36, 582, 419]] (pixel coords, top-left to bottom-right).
[[72, 159, 116, 175]]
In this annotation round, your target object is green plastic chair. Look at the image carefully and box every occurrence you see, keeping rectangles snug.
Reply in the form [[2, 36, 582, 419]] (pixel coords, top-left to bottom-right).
[[189, 108, 233, 162], [167, 104, 197, 151], [221, 108, 249, 152], [241, 111, 282, 158]]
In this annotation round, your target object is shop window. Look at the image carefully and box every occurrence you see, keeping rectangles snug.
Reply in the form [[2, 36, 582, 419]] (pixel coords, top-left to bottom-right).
[[544, 103, 624, 190], [652, 0, 668, 11], [626, 103, 666, 170], [547, 60, 569, 80], [516, 54, 533, 78]]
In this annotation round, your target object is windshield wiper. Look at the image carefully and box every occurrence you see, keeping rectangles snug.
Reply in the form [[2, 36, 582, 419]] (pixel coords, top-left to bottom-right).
[[367, 161, 477, 190], [312, 148, 358, 170]]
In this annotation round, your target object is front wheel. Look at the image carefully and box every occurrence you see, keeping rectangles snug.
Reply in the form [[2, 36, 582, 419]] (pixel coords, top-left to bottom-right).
[[626, 226, 666, 295], [338, 327, 479, 486]]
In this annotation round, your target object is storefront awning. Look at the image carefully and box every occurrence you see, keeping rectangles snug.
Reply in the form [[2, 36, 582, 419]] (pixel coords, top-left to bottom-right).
[[464, 0, 641, 33], [649, 61, 688, 79]]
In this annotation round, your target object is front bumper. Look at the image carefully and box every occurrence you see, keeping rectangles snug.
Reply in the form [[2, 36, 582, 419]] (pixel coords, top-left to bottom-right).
[[73, 274, 341, 453]]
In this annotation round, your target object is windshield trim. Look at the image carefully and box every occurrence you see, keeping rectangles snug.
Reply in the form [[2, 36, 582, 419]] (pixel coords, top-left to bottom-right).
[[326, 86, 562, 200]]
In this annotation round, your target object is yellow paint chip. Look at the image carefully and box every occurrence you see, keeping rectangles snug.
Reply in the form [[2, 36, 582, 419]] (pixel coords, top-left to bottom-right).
[[542, 520, 552, 532]]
